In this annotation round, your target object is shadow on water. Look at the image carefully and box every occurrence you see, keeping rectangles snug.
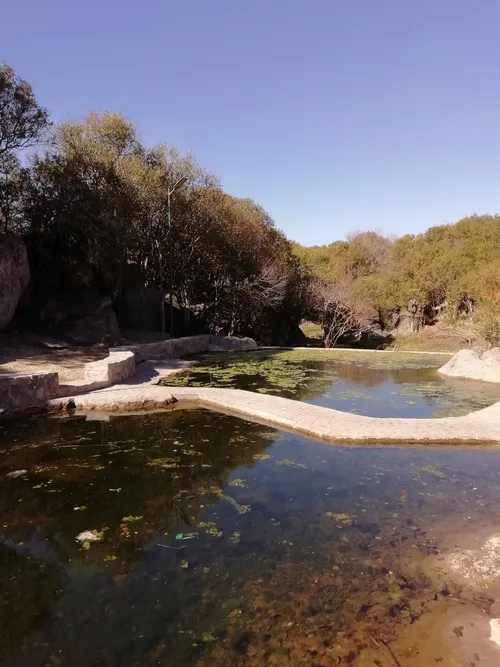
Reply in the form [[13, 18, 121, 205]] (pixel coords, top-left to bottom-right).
[[2, 408, 500, 665], [161, 348, 500, 418]]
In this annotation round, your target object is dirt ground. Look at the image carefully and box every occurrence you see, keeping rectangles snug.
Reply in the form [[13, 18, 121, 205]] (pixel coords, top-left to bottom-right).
[[0, 329, 172, 383], [0, 336, 107, 383]]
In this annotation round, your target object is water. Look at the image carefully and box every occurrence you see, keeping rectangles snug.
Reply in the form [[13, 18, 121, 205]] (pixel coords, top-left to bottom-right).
[[1, 409, 500, 666], [161, 349, 500, 417]]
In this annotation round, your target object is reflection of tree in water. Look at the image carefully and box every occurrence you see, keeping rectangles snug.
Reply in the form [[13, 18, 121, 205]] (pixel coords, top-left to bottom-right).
[[0, 411, 276, 565], [0, 410, 277, 664], [306, 359, 438, 390], [0, 542, 63, 659]]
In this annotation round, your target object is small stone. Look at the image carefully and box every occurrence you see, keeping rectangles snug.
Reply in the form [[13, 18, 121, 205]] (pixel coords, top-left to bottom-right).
[[75, 530, 102, 542], [6, 469, 27, 479]]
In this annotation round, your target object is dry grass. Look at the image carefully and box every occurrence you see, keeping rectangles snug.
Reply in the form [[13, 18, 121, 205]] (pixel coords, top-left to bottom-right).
[[386, 321, 478, 354]]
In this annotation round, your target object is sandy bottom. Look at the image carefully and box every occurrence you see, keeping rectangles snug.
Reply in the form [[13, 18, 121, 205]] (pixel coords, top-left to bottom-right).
[[377, 517, 500, 667]]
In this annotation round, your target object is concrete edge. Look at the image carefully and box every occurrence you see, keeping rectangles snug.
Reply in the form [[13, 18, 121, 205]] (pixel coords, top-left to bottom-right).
[[0, 336, 257, 416], [4, 341, 500, 446], [46, 380, 500, 446]]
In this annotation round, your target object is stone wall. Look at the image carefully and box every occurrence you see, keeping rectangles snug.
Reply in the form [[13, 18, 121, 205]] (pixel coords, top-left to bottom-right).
[[84, 350, 136, 384], [0, 335, 257, 416], [0, 372, 59, 414], [121, 335, 257, 363]]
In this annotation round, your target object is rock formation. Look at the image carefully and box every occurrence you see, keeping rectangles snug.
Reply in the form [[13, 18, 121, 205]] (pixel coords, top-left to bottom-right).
[[438, 348, 500, 383], [0, 236, 30, 330]]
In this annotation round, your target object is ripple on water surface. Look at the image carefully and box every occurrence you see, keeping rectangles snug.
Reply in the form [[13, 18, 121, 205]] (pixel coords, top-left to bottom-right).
[[1, 409, 500, 666]]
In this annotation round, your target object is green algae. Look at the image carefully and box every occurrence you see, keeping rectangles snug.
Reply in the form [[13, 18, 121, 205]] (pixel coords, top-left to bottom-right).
[[159, 348, 500, 418]]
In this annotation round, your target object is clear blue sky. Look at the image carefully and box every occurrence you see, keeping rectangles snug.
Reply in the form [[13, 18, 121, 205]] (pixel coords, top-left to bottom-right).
[[3, 0, 500, 245]]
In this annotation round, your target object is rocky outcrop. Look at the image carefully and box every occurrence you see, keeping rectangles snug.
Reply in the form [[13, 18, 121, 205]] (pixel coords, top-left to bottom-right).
[[41, 288, 121, 344], [66, 307, 121, 345], [119, 286, 163, 331], [0, 236, 30, 330], [250, 313, 307, 347], [438, 348, 500, 383]]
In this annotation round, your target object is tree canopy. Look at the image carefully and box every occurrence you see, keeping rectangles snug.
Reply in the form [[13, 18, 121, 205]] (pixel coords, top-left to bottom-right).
[[295, 217, 500, 344], [2, 62, 499, 346]]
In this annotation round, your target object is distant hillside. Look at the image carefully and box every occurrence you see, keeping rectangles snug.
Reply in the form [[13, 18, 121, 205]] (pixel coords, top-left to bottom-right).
[[293, 216, 500, 346]]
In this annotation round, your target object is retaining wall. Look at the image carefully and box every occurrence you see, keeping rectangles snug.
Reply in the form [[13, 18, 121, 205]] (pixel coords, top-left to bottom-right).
[[119, 335, 257, 363], [84, 349, 136, 384], [0, 335, 257, 415], [0, 372, 59, 414]]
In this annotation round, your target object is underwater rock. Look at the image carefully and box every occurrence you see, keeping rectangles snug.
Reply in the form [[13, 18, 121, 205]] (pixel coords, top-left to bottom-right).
[[75, 530, 102, 543]]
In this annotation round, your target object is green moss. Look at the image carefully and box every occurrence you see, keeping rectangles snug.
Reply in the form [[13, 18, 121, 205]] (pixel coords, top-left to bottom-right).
[[420, 466, 447, 479]]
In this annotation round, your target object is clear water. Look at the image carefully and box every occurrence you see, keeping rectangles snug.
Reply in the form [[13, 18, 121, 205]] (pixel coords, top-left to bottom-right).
[[1, 409, 500, 666], [161, 349, 500, 418]]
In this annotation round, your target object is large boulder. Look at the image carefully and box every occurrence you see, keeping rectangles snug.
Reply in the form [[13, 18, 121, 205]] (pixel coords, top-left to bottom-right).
[[40, 288, 121, 345], [119, 286, 163, 331], [41, 289, 112, 325], [0, 236, 30, 330], [65, 306, 121, 345], [390, 309, 418, 335], [438, 348, 500, 383]]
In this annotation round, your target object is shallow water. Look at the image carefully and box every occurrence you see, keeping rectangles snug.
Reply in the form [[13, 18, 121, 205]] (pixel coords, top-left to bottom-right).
[[161, 349, 500, 417], [1, 409, 500, 666]]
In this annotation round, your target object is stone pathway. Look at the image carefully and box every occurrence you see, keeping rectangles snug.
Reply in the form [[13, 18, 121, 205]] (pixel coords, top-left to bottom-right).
[[49, 360, 500, 445]]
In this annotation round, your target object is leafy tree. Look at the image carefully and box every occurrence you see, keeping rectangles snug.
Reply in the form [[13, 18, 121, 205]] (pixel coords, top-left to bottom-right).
[[0, 63, 49, 157], [0, 63, 49, 233]]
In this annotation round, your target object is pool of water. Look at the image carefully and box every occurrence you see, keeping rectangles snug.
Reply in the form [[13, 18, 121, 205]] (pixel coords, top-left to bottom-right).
[[1, 409, 500, 666], [161, 349, 500, 418]]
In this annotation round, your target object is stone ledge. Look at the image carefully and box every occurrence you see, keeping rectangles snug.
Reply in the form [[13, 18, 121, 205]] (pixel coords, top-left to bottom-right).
[[84, 349, 136, 383], [0, 335, 257, 415], [118, 335, 257, 363], [0, 372, 59, 414]]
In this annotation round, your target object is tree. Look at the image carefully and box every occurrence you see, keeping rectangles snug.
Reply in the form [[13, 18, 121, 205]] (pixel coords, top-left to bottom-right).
[[0, 63, 50, 233], [314, 279, 374, 347], [0, 63, 49, 157]]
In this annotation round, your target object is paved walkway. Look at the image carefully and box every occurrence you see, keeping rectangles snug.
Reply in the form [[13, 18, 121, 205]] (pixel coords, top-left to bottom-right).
[[49, 360, 500, 445]]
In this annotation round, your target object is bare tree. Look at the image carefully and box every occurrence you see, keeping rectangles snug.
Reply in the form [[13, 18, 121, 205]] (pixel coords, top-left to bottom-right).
[[316, 280, 373, 347], [247, 261, 291, 310]]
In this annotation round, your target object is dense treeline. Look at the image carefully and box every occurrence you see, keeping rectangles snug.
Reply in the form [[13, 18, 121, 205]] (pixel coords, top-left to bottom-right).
[[2, 62, 499, 348], [295, 220, 500, 345], [0, 63, 308, 344]]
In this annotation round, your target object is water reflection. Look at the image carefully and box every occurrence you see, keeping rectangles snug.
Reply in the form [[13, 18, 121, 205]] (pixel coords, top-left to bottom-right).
[[1, 410, 500, 665]]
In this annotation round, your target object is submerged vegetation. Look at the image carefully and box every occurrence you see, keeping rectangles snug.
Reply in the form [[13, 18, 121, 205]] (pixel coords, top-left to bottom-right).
[[2, 409, 500, 666]]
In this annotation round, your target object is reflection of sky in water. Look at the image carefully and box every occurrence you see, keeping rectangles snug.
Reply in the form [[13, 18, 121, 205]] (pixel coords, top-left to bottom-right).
[[308, 374, 500, 418], [2, 409, 500, 666]]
